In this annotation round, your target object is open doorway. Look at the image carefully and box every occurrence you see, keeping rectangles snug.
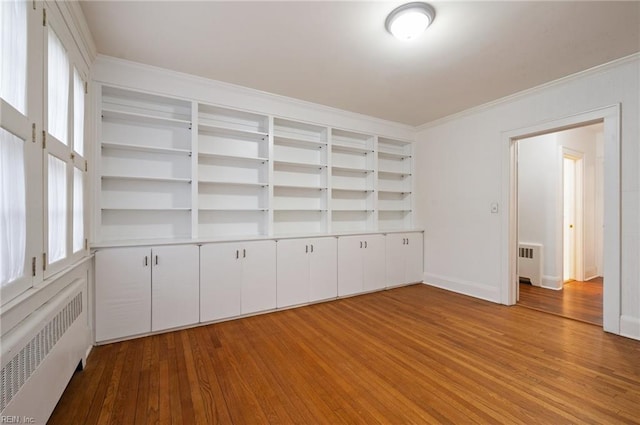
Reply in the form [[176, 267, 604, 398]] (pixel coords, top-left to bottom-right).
[[515, 122, 604, 325]]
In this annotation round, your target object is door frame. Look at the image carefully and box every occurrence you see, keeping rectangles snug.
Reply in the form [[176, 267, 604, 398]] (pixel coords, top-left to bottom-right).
[[561, 148, 585, 283], [501, 104, 620, 334]]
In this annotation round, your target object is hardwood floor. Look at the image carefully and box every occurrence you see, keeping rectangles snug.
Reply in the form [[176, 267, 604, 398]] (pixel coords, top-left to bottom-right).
[[49, 284, 640, 424], [518, 277, 603, 325]]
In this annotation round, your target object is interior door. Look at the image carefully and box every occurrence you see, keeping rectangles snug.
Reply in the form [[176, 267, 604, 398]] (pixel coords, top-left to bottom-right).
[[563, 157, 576, 281]]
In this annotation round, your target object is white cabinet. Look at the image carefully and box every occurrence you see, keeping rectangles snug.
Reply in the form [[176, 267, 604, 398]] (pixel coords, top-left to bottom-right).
[[276, 237, 337, 308], [200, 240, 276, 322], [337, 234, 386, 296], [386, 232, 424, 287], [95, 244, 199, 341]]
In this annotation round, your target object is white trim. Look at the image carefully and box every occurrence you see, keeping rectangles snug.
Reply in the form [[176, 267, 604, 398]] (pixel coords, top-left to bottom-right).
[[423, 273, 500, 303], [541, 275, 562, 290], [417, 53, 639, 131], [620, 315, 640, 340], [501, 105, 621, 335]]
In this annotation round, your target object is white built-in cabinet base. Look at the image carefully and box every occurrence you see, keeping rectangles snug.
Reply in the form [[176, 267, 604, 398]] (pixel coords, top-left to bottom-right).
[[94, 231, 423, 343]]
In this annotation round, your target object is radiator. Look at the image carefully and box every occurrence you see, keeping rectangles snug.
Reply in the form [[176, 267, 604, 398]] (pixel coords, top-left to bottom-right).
[[0, 278, 90, 424], [518, 243, 543, 287]]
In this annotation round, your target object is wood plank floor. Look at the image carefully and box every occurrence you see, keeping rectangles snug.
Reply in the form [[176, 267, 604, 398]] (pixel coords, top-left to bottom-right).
[[49, 284, 640, 424], [518, 278, 603, 325]]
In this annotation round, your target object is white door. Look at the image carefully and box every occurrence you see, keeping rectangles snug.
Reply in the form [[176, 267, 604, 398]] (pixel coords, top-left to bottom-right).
[[337, 236, 363, 296], [385, 233, 406, 287], [241, 240, 277, 314], [200, 242, 242, 322], [363, 235, 386, 291], [277, 238, 310, 308], [95, 247, 151, 341], [309, 237, 337, 302], [563, 157, 576, 282], [151, 245, 199, 332], [405, 232, 424, 284]]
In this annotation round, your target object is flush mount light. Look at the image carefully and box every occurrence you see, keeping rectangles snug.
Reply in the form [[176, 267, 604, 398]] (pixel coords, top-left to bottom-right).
[[385, 2, 435, 41]]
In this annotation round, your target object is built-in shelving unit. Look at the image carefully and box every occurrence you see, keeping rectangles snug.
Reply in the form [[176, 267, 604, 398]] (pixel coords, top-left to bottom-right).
[[99, 86, 193, 242], [331, 129, 376, 232], [273, 118, 328, 235], [197, 104, 269, 238], [377, 137, 413, 230], [96, 85, 415, 244]]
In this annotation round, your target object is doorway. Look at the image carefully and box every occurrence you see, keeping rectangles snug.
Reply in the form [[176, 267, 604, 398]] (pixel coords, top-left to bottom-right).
[[502, 105, 621, 333]]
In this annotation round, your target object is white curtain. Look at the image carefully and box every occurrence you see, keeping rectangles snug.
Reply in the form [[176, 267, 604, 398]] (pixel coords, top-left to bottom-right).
[[73, 167, 84, 253], [0, 128, 26, 286], [48, 154, 67, 263], [0, 0, 27, 114], [48, 29, 69, 145], [73, 69, 84, 156]]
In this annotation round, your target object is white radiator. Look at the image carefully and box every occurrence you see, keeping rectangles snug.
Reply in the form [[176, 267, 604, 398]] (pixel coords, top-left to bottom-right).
[[518, 243, 543, 287], [0, 278, 90, 424]]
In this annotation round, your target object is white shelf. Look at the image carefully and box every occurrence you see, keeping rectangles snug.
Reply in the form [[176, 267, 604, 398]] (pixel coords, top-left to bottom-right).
[[102, 108, 191, 129], [101, 175, 192, 184], [332, 143, 373, 154], [274, 184, 327, 190], [332, 187, 374, 193], [379, 190, 411, 195], [198, 180, 268, 188], [102, 207, 191, 211], [332, 209, 374, 212], [200, 208, 267, 212], [274, 135, 327, 149], [274, 208, 328, 212], [332, 166, 374, 174], [378, 151, 411, 160], [101, 141, 191, 156], [198, 122, 268, 140], [198, 152, 268, 163], [379, 209, 412, 212], [378, 170, 411, 178], [274, 160, 326, 170]]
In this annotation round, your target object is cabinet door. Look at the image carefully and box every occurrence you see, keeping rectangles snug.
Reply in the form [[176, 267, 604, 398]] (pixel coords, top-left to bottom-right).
[[95, 247, 151, 341], [151, 245, 199, 332], [277, 239, 310, 308], [386, 233, 408, 287], [309, 237, 337, 302], [241, 240, 277, 314], [405, 232, 424, 284], [363, 235, 386, 291], [200, 242, 242, 322], [337, 236, 363, 296]]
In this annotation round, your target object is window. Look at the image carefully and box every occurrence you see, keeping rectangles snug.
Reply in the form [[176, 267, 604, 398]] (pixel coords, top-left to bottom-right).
[[1, 1, 90, 304], [0, 0, 27, 114], [0, 128, 26, 287]]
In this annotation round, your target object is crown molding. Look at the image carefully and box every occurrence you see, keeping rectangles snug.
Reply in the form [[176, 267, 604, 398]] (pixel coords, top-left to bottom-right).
[[416, 53, 640, 132]]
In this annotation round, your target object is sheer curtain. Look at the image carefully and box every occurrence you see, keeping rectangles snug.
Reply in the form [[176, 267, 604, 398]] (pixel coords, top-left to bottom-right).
[[73, 167, 83, 253], [48, 155, 67, 263], [0, 0, 27, 114], [48, 30, 69, 145], [0, 129, 26, 286], [73, 69, 84, 155]]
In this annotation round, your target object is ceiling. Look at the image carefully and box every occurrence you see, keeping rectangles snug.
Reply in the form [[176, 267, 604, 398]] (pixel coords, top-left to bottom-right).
[[80, 1, 640, 126]]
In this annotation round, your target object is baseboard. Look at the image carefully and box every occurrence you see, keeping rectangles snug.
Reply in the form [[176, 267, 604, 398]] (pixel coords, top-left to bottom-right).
[[541, 275, 562, 290], [422, 272, 500, 303], [620, 315, 640, 341]]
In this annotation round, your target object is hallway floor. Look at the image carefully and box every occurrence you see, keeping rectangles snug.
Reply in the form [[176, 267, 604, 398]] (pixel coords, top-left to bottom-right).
[[518, 277, 603, 326]]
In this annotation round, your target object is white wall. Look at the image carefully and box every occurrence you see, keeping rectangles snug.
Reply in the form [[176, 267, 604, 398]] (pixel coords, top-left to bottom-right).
[[414, 55, 640, 340], [517, 125, 602, 289]]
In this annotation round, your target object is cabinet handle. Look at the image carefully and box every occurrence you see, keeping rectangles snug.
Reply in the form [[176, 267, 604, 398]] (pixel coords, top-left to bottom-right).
[[360, 241, 363, 249], [310, 244, 314, 253], [155, 255, 158, 265], [406, 238, 409, 245], [144, 256, 148, 266], [236, 250, 239, 259], [306, 245, 308, 253], [243, 249, 246, 258], [364, 241, 368, 249]]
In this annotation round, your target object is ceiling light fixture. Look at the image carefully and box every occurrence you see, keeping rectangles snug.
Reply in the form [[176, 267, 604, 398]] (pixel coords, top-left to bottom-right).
[[385, 2, 435, 41]]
